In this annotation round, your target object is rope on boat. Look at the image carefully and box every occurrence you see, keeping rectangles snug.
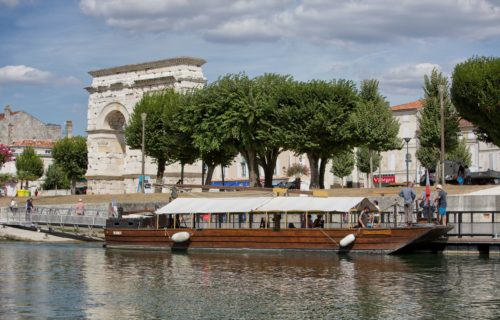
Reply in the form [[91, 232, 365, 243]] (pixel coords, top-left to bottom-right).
[[319, 228, 339, 247]]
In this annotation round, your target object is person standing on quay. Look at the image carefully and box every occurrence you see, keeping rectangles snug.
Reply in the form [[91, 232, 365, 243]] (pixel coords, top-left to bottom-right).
[[434, 184, 447, 226], [75, 199, 85, 216], [399, 182, 416, 225]]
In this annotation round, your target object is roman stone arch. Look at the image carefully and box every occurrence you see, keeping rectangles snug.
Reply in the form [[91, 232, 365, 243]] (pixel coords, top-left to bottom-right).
[[85, 57, 207, 194]]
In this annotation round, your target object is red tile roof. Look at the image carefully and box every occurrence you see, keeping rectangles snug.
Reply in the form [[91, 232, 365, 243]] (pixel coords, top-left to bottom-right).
[[459, 119, 474, 128], [391, 100, 423, 111], [10, 140, 54, 148], [0, 111, 20, 120]]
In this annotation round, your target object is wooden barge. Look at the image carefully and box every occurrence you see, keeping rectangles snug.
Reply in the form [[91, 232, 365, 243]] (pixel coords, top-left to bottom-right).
[[104, 196, 453, 254]]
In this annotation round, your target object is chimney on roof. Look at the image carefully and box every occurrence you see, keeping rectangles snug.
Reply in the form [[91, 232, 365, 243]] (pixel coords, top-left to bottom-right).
[[65, 120, 73, 138], [4, 105, 12, 119]]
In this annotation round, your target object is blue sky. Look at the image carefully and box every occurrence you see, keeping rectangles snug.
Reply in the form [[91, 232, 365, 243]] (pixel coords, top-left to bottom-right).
[[1, 0, 499, 136]]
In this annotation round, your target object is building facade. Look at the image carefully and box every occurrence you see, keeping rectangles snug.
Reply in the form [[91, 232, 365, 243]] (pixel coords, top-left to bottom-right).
[[0, 105, 61, 144], [85, 57, 207, 194]]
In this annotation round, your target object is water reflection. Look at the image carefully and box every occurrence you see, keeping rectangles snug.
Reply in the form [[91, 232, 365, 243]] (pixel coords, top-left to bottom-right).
[[0, 242, 499, 319]]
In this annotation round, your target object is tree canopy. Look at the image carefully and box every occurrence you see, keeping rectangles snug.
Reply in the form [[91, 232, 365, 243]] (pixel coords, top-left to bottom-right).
[[125, 89, 198, 190], [285, 79, 359, 189], [446, 138, 472, 167], [331, 150, 355, 187], [416, 69, 460, 170], [52, 136, 88, 194], [349, 79, 400, 187], [43, 164, 70, 190], [16, 146, 44, 189], [451, 56, 500, 146]]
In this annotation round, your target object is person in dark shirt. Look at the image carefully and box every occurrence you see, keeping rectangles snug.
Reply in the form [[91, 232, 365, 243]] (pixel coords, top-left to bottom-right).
[[434, 184, 448, 226], [313, 214, 324, 228], [358, 207, 372, 228]]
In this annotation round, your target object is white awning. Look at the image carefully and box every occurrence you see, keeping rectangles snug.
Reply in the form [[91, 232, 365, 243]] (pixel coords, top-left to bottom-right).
[[255, 197, 376, 212], [156, 197, 272, 214], [156, 196, 377, 214]]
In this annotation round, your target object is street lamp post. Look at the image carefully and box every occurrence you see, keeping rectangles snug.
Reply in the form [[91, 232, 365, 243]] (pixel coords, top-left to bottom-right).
[[404, 137, 411, 184], [141, 113, 147, 193]]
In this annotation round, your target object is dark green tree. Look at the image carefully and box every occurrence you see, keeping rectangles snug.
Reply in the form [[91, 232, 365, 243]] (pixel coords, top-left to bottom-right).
[[251, 73, 297, 187], [356, 146, 381, 186], [42, 164, 70, 190], [331, 149, 355, 188], [349, 79, 400, 187], [416, 69, 460, 172], [446, 138, 472, 166], [285, 79, 359, 189], [185, 73, 285, 187], [15, 146, 44, 189], [52, 136, 88, 194], [451, 56, 500, 146], [179, 85, 238, 188], [125, 89, 196, 191]]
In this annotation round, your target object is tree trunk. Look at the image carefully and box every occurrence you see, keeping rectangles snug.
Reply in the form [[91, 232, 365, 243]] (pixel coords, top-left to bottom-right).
[[203, 165, 215, 192], [319, 157, 328, 189], [369, 150, 373, 189], [243, 148, 260, 187], [155, 157, 166, 193], [71, 179, 76, 195], [180, 163, 185, 184], [307, 153, 320, 189], [201, 161, 205, 187], [221, 165, 225, 188], [258, 148, 280, 188], [341, 177, 344, 188], [378, 152, 382, 188]]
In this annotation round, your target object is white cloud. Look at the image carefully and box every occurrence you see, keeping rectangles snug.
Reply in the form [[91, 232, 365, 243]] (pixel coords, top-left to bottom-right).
[[0, 65, 52, 85], [0, 0, 19, 7], [0, 65, 83, 86], [379, 63, 443, 95], [79, 0, 500, 44]]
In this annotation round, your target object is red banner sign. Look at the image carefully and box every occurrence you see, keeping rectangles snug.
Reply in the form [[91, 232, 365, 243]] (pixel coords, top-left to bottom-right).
[[373, 175, 396, 184]]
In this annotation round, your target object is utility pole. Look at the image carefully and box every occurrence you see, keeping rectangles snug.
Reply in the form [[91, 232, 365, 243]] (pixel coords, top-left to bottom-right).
[[141, 113, 147, 193], [439, 85, 445, 185]]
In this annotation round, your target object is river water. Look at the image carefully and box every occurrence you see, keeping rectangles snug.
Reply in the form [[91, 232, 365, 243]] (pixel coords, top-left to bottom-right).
[[0, 241, 498, 320]]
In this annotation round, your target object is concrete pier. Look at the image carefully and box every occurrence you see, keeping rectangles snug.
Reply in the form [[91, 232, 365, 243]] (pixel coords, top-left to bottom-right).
[[0, 225, 81, 242]]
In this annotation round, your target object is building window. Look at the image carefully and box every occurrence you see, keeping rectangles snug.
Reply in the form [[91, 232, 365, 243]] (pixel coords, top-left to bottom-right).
[[241, 162, 247, 178]]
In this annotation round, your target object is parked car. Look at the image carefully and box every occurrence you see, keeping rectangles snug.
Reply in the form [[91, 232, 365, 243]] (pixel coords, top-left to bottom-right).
[[75, 186, 87, 195]]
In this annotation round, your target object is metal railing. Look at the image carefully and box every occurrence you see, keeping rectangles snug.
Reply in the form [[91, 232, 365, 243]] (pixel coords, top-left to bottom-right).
[[0, 207, 108, 228], [446, 211, 499, 238]]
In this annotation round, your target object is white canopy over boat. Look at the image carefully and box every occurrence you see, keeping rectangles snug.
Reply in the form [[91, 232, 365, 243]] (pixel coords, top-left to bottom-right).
[[255, 197, 377, 212], [156, 197, 272, 214], [156, 197, 378, 214]]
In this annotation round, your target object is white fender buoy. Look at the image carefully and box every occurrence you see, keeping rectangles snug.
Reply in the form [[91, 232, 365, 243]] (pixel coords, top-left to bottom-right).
[[340, 234, 355, 247], [171, 231, 190, 243]]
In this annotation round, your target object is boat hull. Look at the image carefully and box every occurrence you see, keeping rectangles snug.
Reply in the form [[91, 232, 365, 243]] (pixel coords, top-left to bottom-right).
[[104, 225, 453, 254]]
